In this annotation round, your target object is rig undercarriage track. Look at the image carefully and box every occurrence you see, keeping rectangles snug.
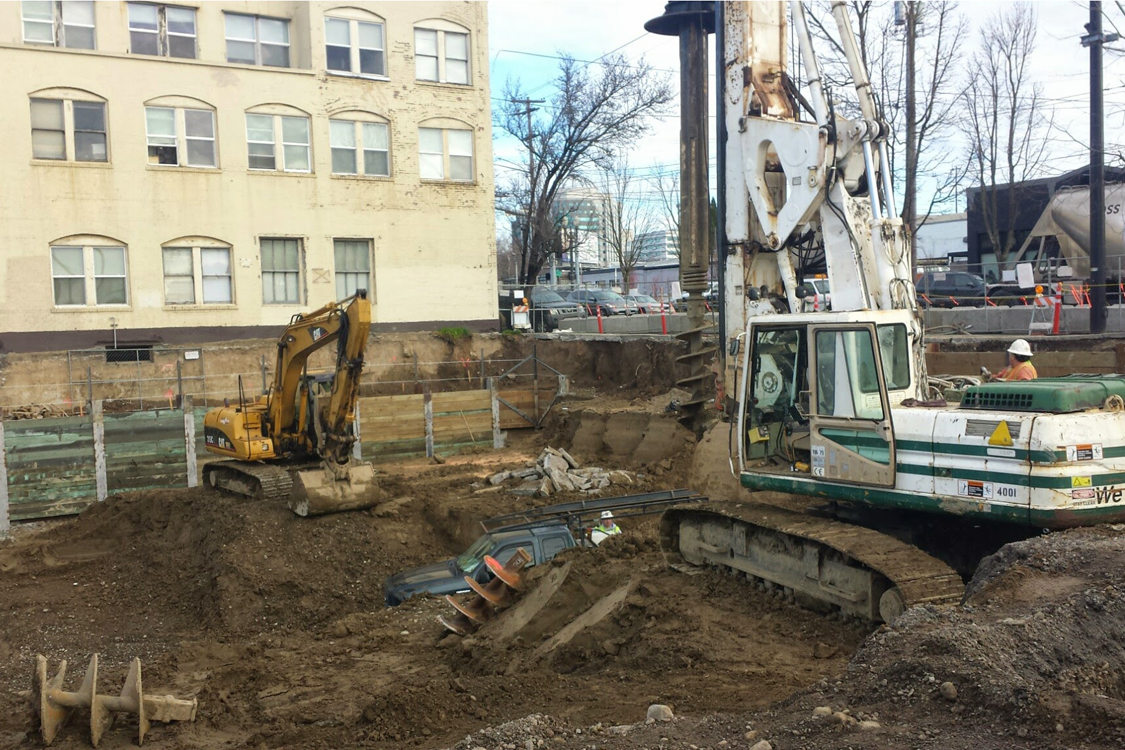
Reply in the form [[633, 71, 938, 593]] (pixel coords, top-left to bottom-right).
[[203, 460, 294, 504], [662, 499, 965, 622]]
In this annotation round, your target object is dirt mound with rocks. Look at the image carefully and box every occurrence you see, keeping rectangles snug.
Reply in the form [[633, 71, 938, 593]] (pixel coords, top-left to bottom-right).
[[438, 524, 1125, 750]]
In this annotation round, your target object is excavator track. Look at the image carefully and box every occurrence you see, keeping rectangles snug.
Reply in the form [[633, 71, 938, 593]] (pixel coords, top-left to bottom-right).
[[203, 460, 294, 504], [661, 499, 965, 623]]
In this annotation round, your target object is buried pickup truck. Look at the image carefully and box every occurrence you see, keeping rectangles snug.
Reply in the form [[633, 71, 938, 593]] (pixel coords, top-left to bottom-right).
[[383, 489, 705, 606]]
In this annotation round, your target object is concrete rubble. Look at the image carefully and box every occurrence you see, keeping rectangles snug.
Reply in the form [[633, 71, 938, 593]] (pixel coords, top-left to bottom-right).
[[478, 447, 636, 498]]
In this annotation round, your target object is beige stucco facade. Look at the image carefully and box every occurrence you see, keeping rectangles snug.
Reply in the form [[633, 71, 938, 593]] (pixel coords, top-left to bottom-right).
[[0, 1, 497, 353]]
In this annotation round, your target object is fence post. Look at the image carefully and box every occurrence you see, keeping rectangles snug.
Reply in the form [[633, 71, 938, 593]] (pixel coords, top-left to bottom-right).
[[92, 400, 107, 503], [424, 385, 434, 458], [183, 395, 198, 488], [176, 359, 184, 408], [352, 407, 363, 461], [489, 377, 503, 449], [0, 420, 9, 539]]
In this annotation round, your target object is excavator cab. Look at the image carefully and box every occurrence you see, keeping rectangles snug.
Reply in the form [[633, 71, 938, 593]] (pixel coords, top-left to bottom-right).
[[741, 315, 899, 490]]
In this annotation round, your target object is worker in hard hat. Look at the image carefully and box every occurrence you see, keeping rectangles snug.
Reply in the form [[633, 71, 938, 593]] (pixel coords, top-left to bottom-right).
[[983, 339, 1038, 382], [590, 510, 622, 546]]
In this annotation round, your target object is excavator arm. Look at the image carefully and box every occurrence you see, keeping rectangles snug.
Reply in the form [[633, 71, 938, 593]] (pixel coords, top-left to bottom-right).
[[267, 290, 371, 461]]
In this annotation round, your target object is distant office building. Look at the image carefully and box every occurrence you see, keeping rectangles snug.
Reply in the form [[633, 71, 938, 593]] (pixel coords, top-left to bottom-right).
[[636, 229, 679, 264], [0, 1, 496, 352], [557, 188, 613, 266]]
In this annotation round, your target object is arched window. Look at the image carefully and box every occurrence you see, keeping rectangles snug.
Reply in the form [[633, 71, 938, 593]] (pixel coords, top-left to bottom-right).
[[245, 104, 311, 172], [325, 7, 386, 77], [414, 19, 469, 84], [49, 234, 128, 307], [162, 237, 233, 305], [418, 118, 474, 182], [143, 95, 217, 168], [329, 110, 391, 177], [29, 87, 108, 163]]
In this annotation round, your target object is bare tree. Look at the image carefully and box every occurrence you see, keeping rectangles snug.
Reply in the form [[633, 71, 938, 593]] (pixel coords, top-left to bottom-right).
[[653, 169, 681, 259], [496, 54, 672, 284], [806, 2, 968, 260], [960, 2, 1054, 265], [600, 157, 655, 292], [495, 235, 520, 283]]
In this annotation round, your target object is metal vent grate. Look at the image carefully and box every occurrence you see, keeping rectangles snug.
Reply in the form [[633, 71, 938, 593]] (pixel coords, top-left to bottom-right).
[[964, 419, 1022, 440], [961, 390, 1035, 411]]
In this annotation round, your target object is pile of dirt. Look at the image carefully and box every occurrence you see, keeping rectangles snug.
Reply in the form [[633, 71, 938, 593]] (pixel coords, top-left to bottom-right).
[[437, 524, 1125, 750]]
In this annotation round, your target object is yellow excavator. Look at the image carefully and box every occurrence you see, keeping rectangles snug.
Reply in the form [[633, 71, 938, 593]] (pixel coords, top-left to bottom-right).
[[202, 290, 377, 516]]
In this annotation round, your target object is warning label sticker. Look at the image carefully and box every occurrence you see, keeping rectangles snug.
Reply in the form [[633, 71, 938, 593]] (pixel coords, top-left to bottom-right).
[[1071, 488, 1095, 500], [958, 480, 994, 499], [1065, 444, 1103, 462], [811, 445, 826, 477], [1072, 476, 1093, 488]]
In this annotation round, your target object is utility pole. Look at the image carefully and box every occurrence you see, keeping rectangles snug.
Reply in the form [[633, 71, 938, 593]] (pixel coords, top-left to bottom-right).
[[512, 97, 544, 284], [900, 1, 918, 270], [1082, 3, 1118, 333]]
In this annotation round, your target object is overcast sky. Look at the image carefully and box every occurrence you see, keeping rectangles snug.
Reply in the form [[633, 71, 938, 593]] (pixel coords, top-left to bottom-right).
[[486, 0, 1125, 221]]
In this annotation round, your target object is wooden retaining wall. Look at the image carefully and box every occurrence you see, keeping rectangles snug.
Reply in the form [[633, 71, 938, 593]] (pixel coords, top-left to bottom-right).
[[0, 382, 559, 527]]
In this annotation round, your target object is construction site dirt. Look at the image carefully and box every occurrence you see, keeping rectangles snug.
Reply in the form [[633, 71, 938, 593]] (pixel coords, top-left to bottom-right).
[[3, 355, 1125, 749]]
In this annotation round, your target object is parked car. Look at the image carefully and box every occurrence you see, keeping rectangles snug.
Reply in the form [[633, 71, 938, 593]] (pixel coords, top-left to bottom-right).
[[625, 293, 675, 314], [384, 523, 579, 606], [567, 289, 636, 316], [915, 271, 987, 308], [498, 286, 586, 332]]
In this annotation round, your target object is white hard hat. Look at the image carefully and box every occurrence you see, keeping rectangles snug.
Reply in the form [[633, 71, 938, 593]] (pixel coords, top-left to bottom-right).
[[1008, 339, 1033, 357], [600, 511, 614, 520]]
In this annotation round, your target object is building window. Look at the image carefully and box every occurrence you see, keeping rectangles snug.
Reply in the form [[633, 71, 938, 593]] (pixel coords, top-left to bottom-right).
[[163, 245, 232, 304], [418, 127, 473, 181], [51, 244, 127, 306], [414, 27, 469, 84], [128, 3, 196, 58], [30, 97, 107, 162], [330, 119, 389, 176], [325, 16, 385, 77], [334, 239, 371, 298], [246, 114, 310, 172], [145, 106, 216, 167], [22, 0, 96, 49], [261, 238, 301, 304], [225, 13, 289, 67]]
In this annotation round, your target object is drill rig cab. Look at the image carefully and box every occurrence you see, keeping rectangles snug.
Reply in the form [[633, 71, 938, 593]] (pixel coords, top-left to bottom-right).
[[202, 290, 376, 516]]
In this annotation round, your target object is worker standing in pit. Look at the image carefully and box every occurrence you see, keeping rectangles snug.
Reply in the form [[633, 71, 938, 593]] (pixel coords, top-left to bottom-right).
[[590, 511, 621, 545], [983, 339, 1038, 381]]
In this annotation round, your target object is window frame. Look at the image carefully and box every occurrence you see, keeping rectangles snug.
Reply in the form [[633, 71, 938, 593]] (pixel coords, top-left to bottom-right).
[[329, 117, 390, 177], [145, 105, 217, 168], [333, 238, 372, 299], [224, 12, 291, 68], [325, 15, 387, 78], [260, 237, 303, 305], [418, 126, 474, 182], [127, 2, 197, 59], [22, 0, 96, 49], [245, 112, 311, 173], [30, 95, 108, 163], [50, 242, 129, 308], [162, 242, 233, 306], [414, 25, 470, 84]]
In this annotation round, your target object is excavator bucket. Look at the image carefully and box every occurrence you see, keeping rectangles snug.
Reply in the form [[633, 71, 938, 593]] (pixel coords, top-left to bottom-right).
[[289, 461, 378, 517]]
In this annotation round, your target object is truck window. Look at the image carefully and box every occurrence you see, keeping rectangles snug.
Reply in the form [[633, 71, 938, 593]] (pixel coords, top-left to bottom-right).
[[541, 534, 568, 560], [456, 534, 493, 573]]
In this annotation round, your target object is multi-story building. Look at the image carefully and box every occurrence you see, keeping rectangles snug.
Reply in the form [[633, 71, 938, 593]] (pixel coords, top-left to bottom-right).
[[557, 188, 613, 267], [635, 229, 679, 264], [0, 1, 496, 353]]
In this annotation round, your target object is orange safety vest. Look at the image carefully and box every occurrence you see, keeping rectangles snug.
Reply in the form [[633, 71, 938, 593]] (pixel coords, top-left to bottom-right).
[[997, 360, 1037, 381]]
